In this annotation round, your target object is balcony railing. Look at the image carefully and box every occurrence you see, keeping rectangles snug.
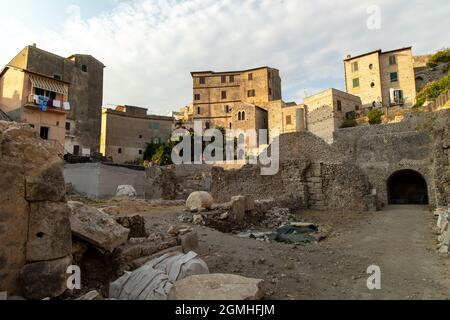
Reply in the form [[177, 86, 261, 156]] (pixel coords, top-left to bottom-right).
[[27, 94, 71, 111]]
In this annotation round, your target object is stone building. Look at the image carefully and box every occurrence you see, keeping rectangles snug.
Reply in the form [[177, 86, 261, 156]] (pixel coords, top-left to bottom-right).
[[344, 47, 417, 109], [191, 66, 282, 129], [304, 88, 362, 144], [267, 100, 306, 141], [0, 44, 104, 156], [100, 105, 174, 164], [0, 56, 70, 154]]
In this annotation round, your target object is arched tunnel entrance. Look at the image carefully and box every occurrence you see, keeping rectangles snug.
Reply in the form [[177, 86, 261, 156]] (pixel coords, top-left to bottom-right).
[[387, 170, 429, 205]]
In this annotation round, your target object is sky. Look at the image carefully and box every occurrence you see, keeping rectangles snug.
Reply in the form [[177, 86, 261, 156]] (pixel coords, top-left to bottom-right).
[[0, 0, 449, 115]]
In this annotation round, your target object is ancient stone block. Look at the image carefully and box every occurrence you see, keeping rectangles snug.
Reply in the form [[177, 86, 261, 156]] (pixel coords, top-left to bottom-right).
[[25, 162, 66, 202], [19, 256, 71, 300], [116, 215, 148, 239], [168, 274, 264, 300], [68, 201, 129, 253], [179, 231, 199, 254], [186, 192, 214, 212], [26, 202, 72, 262], [231, 196, 246, 221]]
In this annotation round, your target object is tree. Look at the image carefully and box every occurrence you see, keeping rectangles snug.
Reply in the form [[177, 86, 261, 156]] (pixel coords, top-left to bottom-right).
[[368, 109, 384, 125]]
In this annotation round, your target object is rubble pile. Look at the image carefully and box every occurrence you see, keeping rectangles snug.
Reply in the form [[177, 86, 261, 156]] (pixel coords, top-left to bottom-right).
[[435, 207, 450, 254], [68, 201, 201, 295]]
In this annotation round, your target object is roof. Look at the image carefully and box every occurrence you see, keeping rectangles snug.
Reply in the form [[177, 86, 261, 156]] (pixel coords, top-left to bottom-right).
[[191, 66, 275, 77], [103, 108, 174, 121], [344, 46, 413, 61]]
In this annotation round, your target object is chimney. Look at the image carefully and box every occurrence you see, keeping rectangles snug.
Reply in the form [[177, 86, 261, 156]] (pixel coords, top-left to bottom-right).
[[346, 54, 352, 59], [32, 43, 37, 48]]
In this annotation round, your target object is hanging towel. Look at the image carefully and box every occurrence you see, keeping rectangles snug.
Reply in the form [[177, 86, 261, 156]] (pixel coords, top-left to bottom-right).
[[63, 101, 71, 110], [53, 100, 61, 108]]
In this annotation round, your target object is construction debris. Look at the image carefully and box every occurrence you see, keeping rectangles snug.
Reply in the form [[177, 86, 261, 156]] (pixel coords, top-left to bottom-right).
[[168, 274, 264, 300]]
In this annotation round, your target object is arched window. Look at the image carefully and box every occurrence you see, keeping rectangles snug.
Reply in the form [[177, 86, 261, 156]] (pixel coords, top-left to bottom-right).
[[238, 112, 242, 121], [242, 111, 246, 121]]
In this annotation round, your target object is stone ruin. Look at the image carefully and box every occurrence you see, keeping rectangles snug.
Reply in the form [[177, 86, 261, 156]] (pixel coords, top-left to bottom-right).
[[0, 121, 72, 299]]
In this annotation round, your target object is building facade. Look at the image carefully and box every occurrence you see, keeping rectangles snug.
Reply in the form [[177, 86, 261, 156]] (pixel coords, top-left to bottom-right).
[[191, 66, 282, 129], [0, 45, 104, 156], [304, 88, 362, 144], [100, 105, 174, 164], [0, 61, 69, 154], [267, 100, 306, 141], [344, 47, 417, 109]]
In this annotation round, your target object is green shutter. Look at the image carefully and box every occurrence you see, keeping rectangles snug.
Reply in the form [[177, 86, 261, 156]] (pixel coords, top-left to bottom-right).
[[353, 78, 360, 88], [390, 72, 398, 82]]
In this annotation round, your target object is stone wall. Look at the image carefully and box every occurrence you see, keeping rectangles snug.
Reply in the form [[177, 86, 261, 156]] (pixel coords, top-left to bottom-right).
[[333, 110, 450, 207], [0, 121, 72, 298], [144, 164, 213, 200], [211, 132, 374, 212]]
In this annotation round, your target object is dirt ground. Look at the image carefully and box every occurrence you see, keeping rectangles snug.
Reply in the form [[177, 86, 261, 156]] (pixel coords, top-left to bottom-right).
[[100, 200, 450, 300]]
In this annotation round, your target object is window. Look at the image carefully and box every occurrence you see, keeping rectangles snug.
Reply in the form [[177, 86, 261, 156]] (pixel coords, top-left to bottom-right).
[[118, 148, 122, 154], [355, 105, 360, 111], [389, 55, 397, 65], [40, 127, 49, 140], [352, 78, 360, 88], [286, 115, 292, 125], [56, 121, 59, 126], [371, 82, 375, 88], [242, 111, 246, 121], [194, 94, 201, 101], [65, 122, 71, 131], [139, 135, 143, 139], [34, 88, 56, 100], [205, 122, 211, 129], [29, 124, 35, 129], [238, 112, 242, 121], [139, 150, 143, 155], [247, 89, 256, 97], [199, 77, 206, 85], [229, 123, 232, 129], [229, 75, 235, 83], [53, 74, 61, 80], [73, 145, 80, 156], [390, 72, 398, 82], [225, 105, 230, 113], [221, 75, 226, 83], [337, 100, 342, 112], [248, 73, 253, 81], [81, 64, 88, 72], [197, 107, 201, 115], [351, 61, 359, 72], [221, 91, 227, 99], [369, 64, 373, 70], [154, 138, 160, 144]]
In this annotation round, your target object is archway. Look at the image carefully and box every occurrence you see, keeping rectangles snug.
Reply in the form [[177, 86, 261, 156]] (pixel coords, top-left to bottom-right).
[[387, 170, 429, 205]]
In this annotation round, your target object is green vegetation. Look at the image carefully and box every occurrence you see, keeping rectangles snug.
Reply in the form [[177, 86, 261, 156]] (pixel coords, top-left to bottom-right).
[[427, 48, 450, 68], [368, 109, 384, 125], [415, 70, 450, 107]]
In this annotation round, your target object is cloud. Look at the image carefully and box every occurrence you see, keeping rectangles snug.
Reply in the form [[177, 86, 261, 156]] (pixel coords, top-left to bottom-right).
[[1, 0, 449, 114]]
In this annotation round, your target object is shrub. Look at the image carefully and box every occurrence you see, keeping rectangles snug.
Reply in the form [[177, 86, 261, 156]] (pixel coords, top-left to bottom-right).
[[415, 70, 450, 107], [368, 109, 384, 125], [427, 48, 450, 68]]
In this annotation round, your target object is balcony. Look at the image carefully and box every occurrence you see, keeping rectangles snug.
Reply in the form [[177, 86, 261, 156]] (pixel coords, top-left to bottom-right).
[[26, 94, 70, 113]]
